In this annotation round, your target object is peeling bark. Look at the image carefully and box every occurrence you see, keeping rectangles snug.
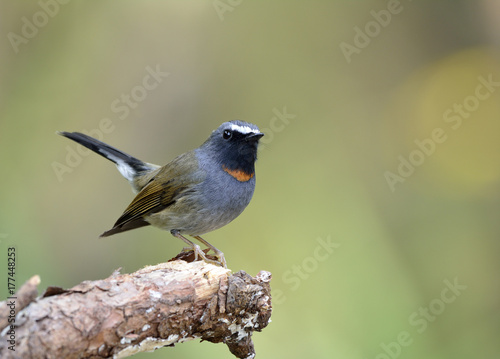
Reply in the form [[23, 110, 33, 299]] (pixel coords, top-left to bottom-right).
[[0, 258, 272, 359]]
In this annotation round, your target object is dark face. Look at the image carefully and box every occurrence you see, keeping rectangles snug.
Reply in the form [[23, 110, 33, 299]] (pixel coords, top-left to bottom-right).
[[206, 121, 263, 175]]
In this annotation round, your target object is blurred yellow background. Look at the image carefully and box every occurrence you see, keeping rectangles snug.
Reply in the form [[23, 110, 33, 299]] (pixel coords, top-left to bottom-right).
[[1, 1, 499, 358]]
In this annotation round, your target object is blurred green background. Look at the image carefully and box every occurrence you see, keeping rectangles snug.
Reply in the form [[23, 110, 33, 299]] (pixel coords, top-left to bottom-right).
[[1, 1, 499, 358]]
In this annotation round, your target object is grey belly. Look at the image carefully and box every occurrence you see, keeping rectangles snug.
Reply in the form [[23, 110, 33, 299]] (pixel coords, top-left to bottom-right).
[[145, 176, 255, 236]]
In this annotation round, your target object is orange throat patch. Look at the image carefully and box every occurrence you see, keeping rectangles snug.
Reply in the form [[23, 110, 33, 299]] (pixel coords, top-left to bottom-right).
[[222, 165, 254, 182]]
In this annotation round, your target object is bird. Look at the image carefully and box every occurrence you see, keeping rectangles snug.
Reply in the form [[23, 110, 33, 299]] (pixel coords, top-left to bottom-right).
[[58, 121, 264, 267]]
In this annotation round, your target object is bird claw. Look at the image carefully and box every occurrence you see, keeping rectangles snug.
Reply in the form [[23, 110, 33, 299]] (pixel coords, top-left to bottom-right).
[[211, 249, 227, 268], [193, 244, 226, 267], [171, 231, 227, 268]]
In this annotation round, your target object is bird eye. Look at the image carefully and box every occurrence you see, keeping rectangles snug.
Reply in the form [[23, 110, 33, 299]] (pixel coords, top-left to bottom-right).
[[223, 130, 232, 140]]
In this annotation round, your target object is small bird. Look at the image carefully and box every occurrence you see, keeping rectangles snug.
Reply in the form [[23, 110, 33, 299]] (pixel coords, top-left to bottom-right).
[[58, 121, 263, 267]]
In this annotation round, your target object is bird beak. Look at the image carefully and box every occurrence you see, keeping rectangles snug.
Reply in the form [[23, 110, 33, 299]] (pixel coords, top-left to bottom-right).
[[245, 132, 264, 141]]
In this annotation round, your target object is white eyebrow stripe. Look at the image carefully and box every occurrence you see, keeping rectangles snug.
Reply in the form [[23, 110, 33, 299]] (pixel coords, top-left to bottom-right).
[[229, 124, 260, 134]]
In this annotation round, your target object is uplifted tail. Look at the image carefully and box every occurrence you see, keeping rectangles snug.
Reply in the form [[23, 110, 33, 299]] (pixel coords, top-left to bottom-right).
[[57, 132, 159, 183]]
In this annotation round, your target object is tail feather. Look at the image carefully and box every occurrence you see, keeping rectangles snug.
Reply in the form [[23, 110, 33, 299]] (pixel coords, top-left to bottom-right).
[[57, 131, 156, 181]]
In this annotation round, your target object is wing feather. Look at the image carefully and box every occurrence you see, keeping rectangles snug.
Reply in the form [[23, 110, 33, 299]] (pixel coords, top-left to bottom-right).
[[103, 151, 204, 234]]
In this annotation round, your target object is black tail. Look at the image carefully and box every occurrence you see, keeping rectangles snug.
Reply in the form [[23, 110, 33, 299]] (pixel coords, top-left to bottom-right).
[[57, 132, 154, 181]]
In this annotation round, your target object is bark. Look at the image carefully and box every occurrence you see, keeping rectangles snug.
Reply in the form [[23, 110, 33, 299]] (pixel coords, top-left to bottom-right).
[[0, 257, 272, 359]]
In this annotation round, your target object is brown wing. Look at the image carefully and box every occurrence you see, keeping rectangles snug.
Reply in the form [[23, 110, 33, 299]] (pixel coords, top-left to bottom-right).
[[100, 151, 203, 237]]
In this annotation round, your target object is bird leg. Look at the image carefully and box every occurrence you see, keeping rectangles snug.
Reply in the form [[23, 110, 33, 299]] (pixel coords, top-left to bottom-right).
[[171, 230, 223, 267], [192, 235, 227, 269]]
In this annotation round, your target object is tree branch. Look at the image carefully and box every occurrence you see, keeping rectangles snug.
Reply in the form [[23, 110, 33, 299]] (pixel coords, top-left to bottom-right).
[[0, 257, 272, 359]]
